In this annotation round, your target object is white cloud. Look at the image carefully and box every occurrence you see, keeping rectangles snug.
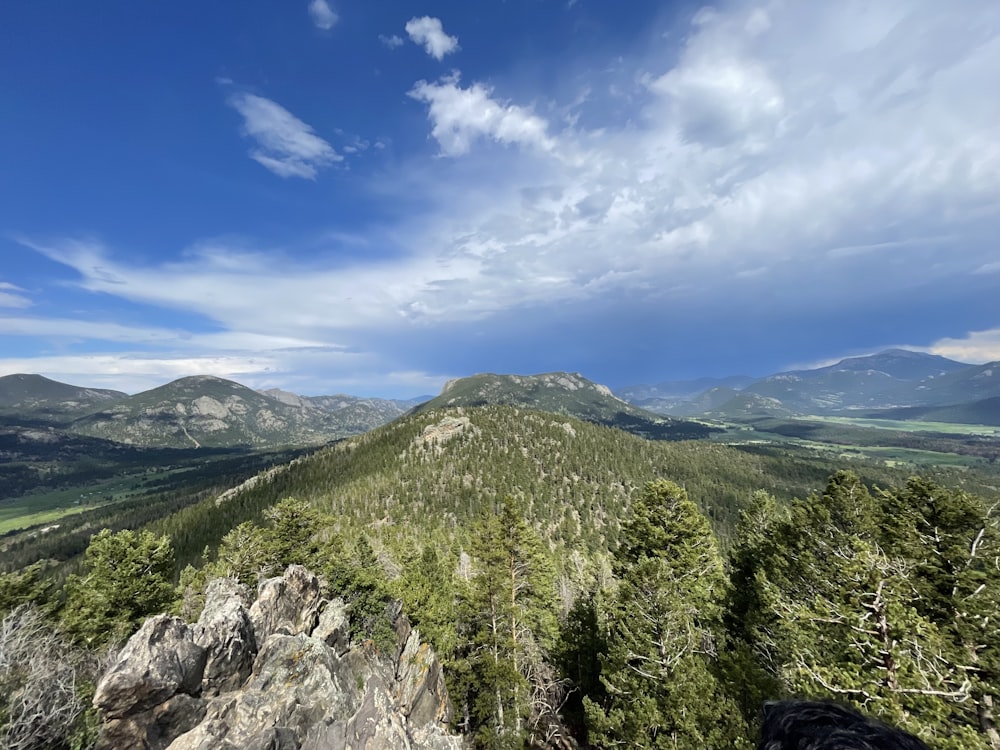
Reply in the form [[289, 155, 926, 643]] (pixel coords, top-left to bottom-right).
[[15, 2, 1000, 393], [0, 350, 449, 398], [307, 0, 338, 30], [0, 282, 31, 308], [379, 34, 404, 49], [405, 17, 459, 60], [228, 93, 342, 179], [408, 76, 554, 156], [927, 328, 1000, 364]]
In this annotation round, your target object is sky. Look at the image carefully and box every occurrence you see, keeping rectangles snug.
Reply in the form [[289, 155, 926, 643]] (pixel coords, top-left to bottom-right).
[[1, 1, 999, 398]]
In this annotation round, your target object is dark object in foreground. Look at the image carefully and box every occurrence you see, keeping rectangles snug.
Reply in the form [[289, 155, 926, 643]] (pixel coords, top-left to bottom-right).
[[759, 700, 931, 750]]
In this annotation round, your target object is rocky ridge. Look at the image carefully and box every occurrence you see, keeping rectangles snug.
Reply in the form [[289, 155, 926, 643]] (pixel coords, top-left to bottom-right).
[[92, 565, 459, 750]]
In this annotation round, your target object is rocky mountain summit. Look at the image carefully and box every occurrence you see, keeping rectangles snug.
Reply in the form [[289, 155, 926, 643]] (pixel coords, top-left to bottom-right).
[[92, 565, 460, 750], [415, 371, 713, 440]]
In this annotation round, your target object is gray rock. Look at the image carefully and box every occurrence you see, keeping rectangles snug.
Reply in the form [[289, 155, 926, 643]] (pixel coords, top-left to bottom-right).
[[95, 567, 462, 750], [396, 628, 451, 728], [312, 598, 350, 655], [249, 565, 323, 644], [300, 680, 406, 750], [97, 694, 207, 750], [94, 615, 207, 719], [195, 577, 257, 695]]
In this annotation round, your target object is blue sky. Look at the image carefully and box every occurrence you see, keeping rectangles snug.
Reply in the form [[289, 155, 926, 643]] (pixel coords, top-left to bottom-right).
[[1, 1, 998, 397]]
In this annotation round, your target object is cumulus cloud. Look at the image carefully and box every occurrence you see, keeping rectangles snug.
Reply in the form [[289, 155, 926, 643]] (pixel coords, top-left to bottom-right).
[[408, 75, 554, 155], [405, 17, 459, 60], [927, 329, 1000, 364], [0, 282, 31, 308], [307, 0, 338, 30], [228, 93, 342, 179], [16, 1, 1000, 390]]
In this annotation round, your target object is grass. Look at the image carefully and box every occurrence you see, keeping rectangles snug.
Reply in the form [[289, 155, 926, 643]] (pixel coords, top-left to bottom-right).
[[805, 415, 1000, 436], [0, 476, 144, 534], [710, 417, 993, 470]]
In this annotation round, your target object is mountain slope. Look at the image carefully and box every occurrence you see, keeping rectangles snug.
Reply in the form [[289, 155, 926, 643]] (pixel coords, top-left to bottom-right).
[[617, 375, 754, 402], [810, 349, 967, 380], [900, 361, 1000, 406], [413, 372, 713, 440], [71, 376, 338, 448], [157, 405, 922, 569], [0, 373, 125, 417], [260, 388, 420, 433], [621, 350, 982, 417]]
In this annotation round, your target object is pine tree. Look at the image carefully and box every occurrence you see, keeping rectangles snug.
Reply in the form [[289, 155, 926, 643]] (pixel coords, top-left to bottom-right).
[[62, 528, 176, 645], [586, 480, 748, 749], [456, 497, 559, 749], [736, 474, 996, 749], [881, 478, 1000, 748]]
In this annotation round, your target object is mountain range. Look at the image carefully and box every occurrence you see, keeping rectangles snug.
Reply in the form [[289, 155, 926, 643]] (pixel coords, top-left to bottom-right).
[[3, 347, 999, 454], [0, 373, 418, 449], [619, 349, 1000, 423]]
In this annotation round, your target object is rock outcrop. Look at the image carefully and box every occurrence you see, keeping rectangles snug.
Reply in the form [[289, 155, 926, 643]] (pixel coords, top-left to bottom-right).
[[92, 566, 460, 750]]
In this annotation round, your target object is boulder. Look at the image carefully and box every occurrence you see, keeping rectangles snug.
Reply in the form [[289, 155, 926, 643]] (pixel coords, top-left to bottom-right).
[[195, 577, 257, 695], [249, 565, 323, 644], [96, 694, 206, 750], [94, 615, 206, 719], [312, 598, 350, 655], [396, 628, 451, 728], [93, 565, 461, 750]]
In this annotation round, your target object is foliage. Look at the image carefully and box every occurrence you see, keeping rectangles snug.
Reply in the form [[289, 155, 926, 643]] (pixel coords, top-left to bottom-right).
[[730, 472, 999, 748], [0, 560, 57, 617], [61, 528, 176, 646], [452, 497, 561, 748], [586, 480, 749, 748]]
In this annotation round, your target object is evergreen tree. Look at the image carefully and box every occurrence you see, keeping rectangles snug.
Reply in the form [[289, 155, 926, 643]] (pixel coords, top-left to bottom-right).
[[735, 474, 996, 748], [881, 478, 1000, 748], [0, 560, 57, 618], [213, 521, 271, 587], [396, 543, 459, 658], [456, 497, 559, 749], [586, 480, 748, 749], [62, 528, 176, 645], [262, 496, 323, 569]]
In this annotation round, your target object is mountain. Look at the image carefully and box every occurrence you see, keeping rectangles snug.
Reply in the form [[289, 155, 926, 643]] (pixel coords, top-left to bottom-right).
[[706, 392, 797, 419], [739, 350, 970, 413], [160, 404, 918, 570], [0, 374, 427, 450], [619, 350, 985, 418], [809, 348, 967, 380], [617, 375, 754, 402], [70, 376, 359, 448], [0, 373, 125, 417], [260, 388, 422, 433], [863, 396, 1000, 426], [412, 371, 714, 440]]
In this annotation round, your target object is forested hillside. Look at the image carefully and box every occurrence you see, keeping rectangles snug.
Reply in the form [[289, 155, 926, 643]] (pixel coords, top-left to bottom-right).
[[3, 406, 999, 748], [146, 405, 974, 569]]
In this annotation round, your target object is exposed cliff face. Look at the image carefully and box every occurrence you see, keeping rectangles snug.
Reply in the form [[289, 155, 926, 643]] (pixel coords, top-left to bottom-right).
[[92, 566, 460, 750]]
